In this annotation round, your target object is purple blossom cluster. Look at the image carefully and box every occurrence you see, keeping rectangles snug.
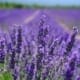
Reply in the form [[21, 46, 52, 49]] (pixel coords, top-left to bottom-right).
[[0, 15, 80, 80]]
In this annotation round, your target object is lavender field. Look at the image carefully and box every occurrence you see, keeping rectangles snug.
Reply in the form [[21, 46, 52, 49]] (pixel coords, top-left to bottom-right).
[[0, 9, 80, 80]]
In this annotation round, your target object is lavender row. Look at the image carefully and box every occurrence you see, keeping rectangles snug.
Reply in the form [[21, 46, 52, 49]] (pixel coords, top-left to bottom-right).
[[0, 15, 80, 80]]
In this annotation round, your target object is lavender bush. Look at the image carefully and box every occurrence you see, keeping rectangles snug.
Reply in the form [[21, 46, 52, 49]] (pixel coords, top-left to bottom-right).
[[0, 15, 80, 80]]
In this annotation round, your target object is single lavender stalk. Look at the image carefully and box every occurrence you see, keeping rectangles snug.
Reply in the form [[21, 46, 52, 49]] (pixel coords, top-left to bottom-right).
[[5, 42, 13, 71], [0, 36, 5, 64], [36, 16, 46, 77], [0, 36, 7, 72], [3, 33, 14, 72], [64, 54, 77, 80], [49, 38, 58, 55], [32, 60, 37, 80], [16, 26, 22, 54], [49, 36, 62, 56], [23, 41, 32, 80], [12, 64, 20, 80], [27, 60, 35, 80], [9, 27, 17, 70], [10, 27, 16, 47], [64, 27, 78, 56], [69, 55, 77, 71], [9, 49, 16, 69], [41, 59, 50, 80], [31, 39, 38, 80], [16, 26, 23, 80]]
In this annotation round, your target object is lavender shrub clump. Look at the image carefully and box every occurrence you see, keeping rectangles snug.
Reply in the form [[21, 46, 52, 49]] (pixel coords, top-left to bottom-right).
[[0, 15, 80, 80]]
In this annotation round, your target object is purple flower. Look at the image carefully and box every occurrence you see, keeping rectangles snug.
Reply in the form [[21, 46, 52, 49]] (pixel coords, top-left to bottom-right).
[[64, 27, 78, 55], [9, 49, 16, 69], [64, 68, 73, 80], [77, 76, 80, 80], [27, 62, 35, 80], [16, 26, 22, 53]]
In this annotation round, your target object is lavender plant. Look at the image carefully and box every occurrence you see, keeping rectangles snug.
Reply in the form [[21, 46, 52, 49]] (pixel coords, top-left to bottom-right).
[[0, 15, 80, 80]]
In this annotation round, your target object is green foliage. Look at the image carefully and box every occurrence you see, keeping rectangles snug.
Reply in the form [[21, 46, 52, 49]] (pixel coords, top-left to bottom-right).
[[0, 2, 26, 8], [0, 2, 80, 8], [0, 74, 4, 80], [0, 63, 4, 68], [0, 71, 13, 80]]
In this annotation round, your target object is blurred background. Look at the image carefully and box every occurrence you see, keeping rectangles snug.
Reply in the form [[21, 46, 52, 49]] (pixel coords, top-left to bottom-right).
[[0, 0, 80, 39], [0, 0, 80, 8]]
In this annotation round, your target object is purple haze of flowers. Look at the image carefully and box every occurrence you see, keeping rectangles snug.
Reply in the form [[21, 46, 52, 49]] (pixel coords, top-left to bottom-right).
[[0, 14, 80, 80]]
